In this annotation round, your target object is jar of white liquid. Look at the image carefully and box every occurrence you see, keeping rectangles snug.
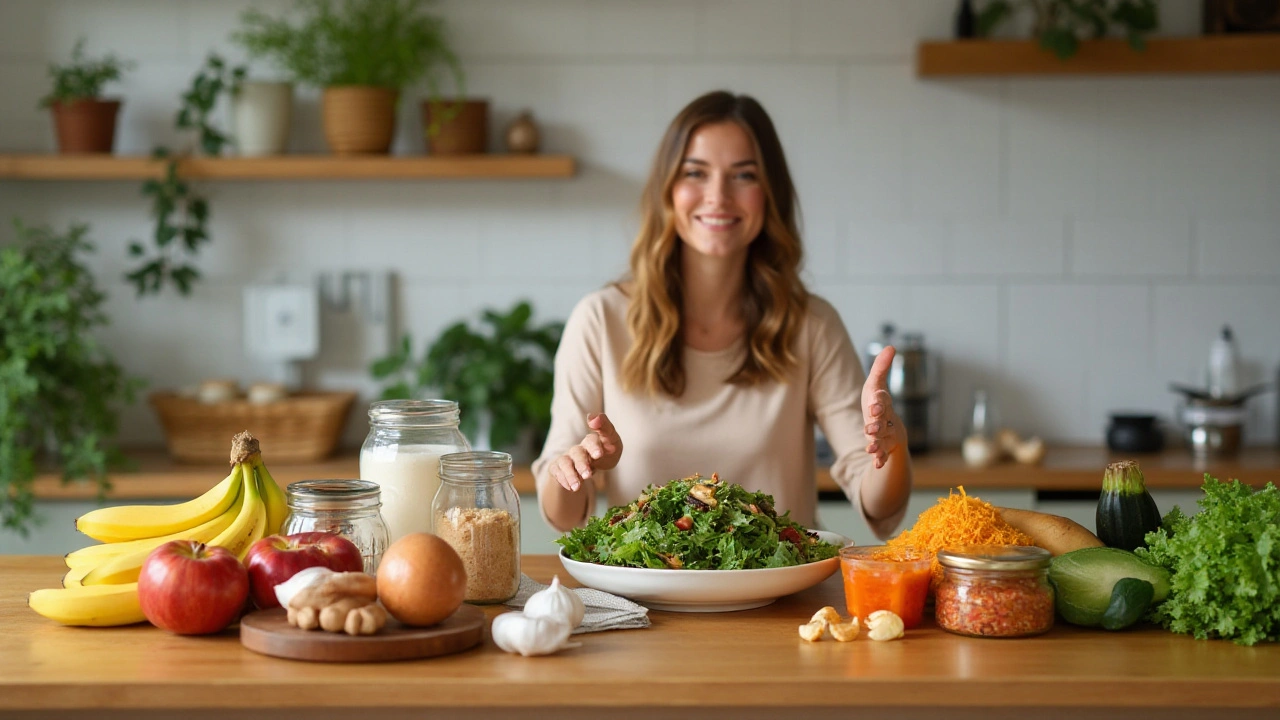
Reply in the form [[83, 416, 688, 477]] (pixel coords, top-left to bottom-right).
[[359, 399, 470, 544]]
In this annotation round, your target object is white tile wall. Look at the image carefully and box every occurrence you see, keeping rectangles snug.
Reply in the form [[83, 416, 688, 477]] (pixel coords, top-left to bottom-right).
[[1, 0, 1277, 452]]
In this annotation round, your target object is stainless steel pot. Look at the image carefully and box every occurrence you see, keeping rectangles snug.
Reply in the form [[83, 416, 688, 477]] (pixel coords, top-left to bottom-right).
[[1180, 400, 1246, 458]]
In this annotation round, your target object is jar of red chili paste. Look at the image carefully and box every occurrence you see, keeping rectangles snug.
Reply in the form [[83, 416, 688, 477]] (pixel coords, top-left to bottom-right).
[[935, 545, 1054, 638]]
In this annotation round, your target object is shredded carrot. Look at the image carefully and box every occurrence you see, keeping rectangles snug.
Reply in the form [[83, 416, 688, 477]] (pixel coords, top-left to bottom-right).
[[886, 486, 1036, 587]]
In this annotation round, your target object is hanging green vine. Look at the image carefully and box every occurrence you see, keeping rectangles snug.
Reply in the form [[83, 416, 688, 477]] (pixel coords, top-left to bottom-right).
[[126, 54, 245, 297]]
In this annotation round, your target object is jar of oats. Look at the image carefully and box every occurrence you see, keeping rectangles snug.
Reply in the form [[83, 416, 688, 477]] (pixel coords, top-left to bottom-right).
[[432, 451, 521, 604]]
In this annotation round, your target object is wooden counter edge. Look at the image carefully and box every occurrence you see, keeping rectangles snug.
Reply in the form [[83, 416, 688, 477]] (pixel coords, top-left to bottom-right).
[[29, 446, 1280, 501]]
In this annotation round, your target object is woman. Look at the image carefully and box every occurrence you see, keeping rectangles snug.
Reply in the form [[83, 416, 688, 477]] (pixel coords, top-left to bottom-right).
[[532, 90, 911, 538]]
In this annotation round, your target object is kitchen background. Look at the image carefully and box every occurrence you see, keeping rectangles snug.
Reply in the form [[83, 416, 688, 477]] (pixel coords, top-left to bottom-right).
[[1, 0, 1278, 550]]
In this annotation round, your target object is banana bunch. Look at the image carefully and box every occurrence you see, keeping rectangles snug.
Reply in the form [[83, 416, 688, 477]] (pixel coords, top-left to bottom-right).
[[29, 431, 288, 627]]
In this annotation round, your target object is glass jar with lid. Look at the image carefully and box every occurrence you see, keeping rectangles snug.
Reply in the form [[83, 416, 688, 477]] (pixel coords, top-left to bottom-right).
[[935, 544, 1055, 638], [283, 479, 390, 574], [360, 399, 471, 545], [432, 451, 521, 604]]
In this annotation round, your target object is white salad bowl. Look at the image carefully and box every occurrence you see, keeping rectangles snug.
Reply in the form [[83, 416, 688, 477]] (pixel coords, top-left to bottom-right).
[[558, 530, 851, 612]]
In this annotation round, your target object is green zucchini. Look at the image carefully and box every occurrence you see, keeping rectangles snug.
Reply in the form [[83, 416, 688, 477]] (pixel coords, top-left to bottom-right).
[[1049, 546, 1170, 627], [1101, 578, 1155, 630], [1096, 460, 1162, 552]]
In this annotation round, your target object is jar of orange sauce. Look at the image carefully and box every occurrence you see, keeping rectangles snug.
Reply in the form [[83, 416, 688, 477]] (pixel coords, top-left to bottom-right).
[[839, 545, 933, 628]]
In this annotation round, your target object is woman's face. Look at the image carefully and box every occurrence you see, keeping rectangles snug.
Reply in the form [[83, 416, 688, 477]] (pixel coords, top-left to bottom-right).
[[671, 121, 766, 262]]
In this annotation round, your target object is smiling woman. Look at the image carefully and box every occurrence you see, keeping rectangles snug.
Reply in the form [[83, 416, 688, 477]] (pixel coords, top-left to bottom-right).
[[532, 91, 914, 548]]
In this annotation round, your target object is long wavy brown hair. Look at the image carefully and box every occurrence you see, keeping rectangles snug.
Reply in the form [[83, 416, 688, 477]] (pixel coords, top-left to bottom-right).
[[621, 90, 808, 397]]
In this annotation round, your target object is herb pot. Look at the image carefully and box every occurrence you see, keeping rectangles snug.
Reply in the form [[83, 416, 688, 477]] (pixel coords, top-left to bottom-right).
[[50, 98, 121, 154], [423, 98, 488, 155], [232, 81, 293, 156], [322, 86, 397, 155], [1105, 413, 1165, 454]]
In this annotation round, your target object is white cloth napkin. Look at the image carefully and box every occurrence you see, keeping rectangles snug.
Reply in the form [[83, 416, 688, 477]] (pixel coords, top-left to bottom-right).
[[505, 574, 650, 634]]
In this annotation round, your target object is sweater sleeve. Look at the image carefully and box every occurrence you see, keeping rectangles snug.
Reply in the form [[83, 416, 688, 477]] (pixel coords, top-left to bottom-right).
[[531, 293, 606, 532], [806, 299, 908, 540]]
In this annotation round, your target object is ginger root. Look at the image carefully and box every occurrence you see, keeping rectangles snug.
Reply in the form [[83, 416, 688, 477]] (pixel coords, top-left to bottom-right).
[[286, 571, 386, 636]]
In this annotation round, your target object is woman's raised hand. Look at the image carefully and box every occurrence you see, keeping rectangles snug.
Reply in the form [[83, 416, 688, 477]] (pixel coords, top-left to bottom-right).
[[549, 412, 624, 492], [862, 347, 906, 469]]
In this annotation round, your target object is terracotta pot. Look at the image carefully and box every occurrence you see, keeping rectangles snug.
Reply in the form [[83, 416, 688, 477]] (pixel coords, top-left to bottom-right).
[[422, 99, 488, 155], [321, 86, 397, 155], [50, 98, 121, 154]]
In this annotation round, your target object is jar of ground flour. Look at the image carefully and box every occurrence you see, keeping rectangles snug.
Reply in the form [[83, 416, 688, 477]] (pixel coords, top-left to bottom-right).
[[432, 451, 521, 604]]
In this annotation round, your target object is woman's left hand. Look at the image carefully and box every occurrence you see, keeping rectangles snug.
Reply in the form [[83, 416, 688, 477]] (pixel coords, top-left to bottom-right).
[[862, 346, 906, 469]]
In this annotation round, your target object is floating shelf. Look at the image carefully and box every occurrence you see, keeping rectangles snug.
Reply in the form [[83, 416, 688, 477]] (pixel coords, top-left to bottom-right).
[[917, 34, 1280, 77], [0, 154, 577, 181]]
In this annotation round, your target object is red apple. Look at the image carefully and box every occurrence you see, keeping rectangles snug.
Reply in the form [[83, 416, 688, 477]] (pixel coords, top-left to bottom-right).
[[244, 532, 364, 609], [137, 540, 249, 635]]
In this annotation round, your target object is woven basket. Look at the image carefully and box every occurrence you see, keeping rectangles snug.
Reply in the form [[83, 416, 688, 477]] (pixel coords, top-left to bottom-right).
[[149, 390, 358, 464]]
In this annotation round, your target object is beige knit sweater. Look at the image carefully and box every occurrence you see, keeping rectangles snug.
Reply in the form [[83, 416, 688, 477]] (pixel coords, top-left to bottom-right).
[[532, 285, 906, 539]]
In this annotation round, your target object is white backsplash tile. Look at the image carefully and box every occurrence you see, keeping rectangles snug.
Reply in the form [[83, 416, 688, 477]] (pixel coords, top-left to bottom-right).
[[1072, 219, 1193, 277], [700, 0, 794, 58]]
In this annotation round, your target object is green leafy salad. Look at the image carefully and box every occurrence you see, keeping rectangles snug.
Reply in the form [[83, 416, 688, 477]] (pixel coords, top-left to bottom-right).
[[556, 474, 841, 570], [1136, 476, 1280, 646]]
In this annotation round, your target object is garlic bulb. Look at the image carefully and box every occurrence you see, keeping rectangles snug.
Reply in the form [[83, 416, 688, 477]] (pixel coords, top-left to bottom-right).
[[274, 566, 336, 609], [490, 612, 580, 657], [522, 575, 585, 629]]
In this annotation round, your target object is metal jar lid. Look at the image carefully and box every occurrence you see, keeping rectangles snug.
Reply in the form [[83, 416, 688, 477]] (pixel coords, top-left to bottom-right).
[[936, 544, 1050, 571]]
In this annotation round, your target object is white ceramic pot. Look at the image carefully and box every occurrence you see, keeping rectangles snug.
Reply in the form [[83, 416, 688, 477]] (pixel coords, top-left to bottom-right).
[[231, 81, 293, 156]]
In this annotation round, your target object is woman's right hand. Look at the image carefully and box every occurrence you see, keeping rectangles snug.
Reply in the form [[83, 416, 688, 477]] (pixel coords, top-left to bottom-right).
[[548, 412, 623, 492]]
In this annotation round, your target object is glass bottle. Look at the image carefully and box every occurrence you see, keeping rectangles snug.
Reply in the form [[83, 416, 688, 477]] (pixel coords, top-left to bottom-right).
[[283, 479, 390, 574], [432, 450, 521, 604], [359, 399, 471, 545], [934, 545, 1055, 638]]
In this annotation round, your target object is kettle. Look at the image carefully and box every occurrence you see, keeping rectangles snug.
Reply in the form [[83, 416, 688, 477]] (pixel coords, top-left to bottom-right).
[[865, 324, 939, 454]]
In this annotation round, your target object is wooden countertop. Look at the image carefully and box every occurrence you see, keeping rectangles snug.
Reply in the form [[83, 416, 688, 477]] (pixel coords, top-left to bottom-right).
[[2, 555, 1277, 717], [31, 446, 1280, 501]]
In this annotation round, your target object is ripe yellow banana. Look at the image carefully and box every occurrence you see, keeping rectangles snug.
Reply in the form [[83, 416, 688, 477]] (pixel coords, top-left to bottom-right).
[[66, 483, 244, 571], [28, 583, 145, 627], [81, 488, 247, 586], [207, 461, 268, 560], [62, 564, 92, 588], [75, 465, 242, 542], [254, 458, 290, 537]]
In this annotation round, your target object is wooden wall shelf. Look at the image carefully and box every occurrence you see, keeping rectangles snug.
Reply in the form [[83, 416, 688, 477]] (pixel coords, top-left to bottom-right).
[[0, 154, 577, 181], [917, 34, 1280, 77]]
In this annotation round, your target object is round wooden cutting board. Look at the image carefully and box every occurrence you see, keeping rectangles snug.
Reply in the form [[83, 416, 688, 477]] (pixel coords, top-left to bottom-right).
[[240, 604, 485, 663]]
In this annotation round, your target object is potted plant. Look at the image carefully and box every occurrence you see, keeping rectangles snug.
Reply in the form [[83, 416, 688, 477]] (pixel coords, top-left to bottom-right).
[[234, 0, 465, 155], [976, 0, 1159, 58], [39, 39, 133, 154], [231, 78, 294, 156], [0, 220, 143, 536], [370, 301, 563, 460]]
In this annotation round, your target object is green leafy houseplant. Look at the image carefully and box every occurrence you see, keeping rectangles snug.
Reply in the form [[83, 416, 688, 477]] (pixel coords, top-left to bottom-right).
[[977, 0, 1159, 59], [0, 221, 143, 535], [126, 54, 246, 297], [38, 38, 133, 107], [370, 301, 563, 451], [234, 0, 464, 96]]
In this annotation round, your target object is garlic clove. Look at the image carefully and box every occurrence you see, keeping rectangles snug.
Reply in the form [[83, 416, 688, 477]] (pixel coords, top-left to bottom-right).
[[491, 611, 580, 657], [829, 619, 860, 642], [865, 610, 905, 641], [798, 619, 826, 642], [274, 566, 336, 609], [809, 606, 841, 627], [523, 574, 586, 630]]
